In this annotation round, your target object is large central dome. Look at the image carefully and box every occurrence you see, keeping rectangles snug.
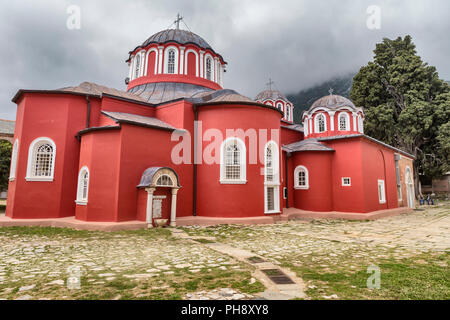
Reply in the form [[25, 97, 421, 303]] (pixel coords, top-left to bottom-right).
[[141, 29, 213, 51]]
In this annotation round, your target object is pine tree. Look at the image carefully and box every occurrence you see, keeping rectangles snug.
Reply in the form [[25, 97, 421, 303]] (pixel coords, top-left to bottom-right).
[[350, 35, 450, 196]]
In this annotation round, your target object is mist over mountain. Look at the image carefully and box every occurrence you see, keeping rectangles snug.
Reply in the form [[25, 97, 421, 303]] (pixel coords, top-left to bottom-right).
[[287, 73, 355, 124]]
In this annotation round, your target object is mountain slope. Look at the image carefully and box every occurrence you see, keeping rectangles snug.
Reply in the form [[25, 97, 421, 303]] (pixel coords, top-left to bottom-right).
[[286, 73, 355, 124]]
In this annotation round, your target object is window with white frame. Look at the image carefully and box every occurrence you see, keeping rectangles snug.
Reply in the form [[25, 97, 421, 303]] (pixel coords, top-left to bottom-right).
[[76, 166, 89, 204], [378, 179, 386, 204], [134, 54, 141, 79], [286, 104, 291, 121], [315, 113, 326, 133], [294, 165, 309, 189], [167, 49, 176, 74], [358, 115, 364, 133], [26, 138, 56, 181], [220, 138, 246, 183], [342, 177, 351, 186], [338, 112, 350, 131], [9, 139, 19, 180], [264, 141, 280, 213], [206, 57, 212, 80], [156, 174, 173, 186]]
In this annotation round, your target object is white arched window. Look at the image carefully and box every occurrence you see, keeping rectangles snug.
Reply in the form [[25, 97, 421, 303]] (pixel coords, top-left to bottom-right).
[[294, 165, 309, 189], [167, 49, 176, 74], [76, 166, 89, 205], [9, 139, 19, 181], [26, 137, 56, 181], [304, 119, 309, 136], [156, 174, 173, 186], [220, 137, 246, 184], [206, 57, 212, 80], [264, 141, 280, 213], [338, 112, 350, 131], [315, 113, 326, 133], [286, 105, 291, 121], [134, 54, 141, 79], [358, 115, 364, 133]]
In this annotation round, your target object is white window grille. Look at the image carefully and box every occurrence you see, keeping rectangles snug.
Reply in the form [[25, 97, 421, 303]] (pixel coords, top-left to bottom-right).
[[266, 186, 275, 211], [9, 139, 19, 180], [294, 166, 309, 189], [76, 167, 89, 204], [342, 177, 351, 186], [206, 57, 212, 80], [156, 174, 173, 186], [339, 113, 349, 131], [378, 179, 386, 204], [168, 50, 175, 74], [135, 54, 141, 79], [316, 114, 326, 132], [26, 138, 56, 181], [220, 138, 246, 184]]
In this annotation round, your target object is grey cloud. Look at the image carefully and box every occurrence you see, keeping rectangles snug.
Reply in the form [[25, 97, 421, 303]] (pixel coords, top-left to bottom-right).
[[0, 0, 449, 119]]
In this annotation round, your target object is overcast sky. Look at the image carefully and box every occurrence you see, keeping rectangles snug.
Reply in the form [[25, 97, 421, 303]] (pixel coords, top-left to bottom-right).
[[0, 0, 449, 120]]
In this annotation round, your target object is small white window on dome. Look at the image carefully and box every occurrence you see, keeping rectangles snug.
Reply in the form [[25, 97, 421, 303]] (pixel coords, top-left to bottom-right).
[[294, 166, 309, 189], [315, 113, 326, 133], [76, 166, 89, 205], [206, 57, 212, 80], [338, 112, 350, 131], [26, 137, 56, 181], [168, 49, 176, 74], [134, 54, 141, 79], [9, 139, 19, 181], [358, 115, 364, 133], [286, 104, 291, 121]]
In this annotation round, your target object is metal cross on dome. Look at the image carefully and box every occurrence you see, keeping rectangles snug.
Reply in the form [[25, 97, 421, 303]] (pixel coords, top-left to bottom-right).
[[329, 88, 334, 95], [174, 13, 183, 29], [266, 78, 275, 91]]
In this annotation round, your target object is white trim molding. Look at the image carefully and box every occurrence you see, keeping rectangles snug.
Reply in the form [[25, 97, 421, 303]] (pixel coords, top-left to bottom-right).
[[9, 139, 19, 181], [378, 179, 386, 204], [75, 166, 90, 205], [25, 137, 56, 182]]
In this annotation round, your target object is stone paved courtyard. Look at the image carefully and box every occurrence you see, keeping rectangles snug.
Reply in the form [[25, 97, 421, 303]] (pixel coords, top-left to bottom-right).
[[0, 202, 448, 300]]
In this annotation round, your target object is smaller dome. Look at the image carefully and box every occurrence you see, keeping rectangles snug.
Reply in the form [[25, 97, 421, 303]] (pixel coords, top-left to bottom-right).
[[310, 94, 356, 111], [255, 89, 290, 102]]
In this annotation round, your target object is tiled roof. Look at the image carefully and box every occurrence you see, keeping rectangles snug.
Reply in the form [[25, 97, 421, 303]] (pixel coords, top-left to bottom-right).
[[281, 123, 304, 132], [189, 89, 253, 104], [101, 111, 178, 131], [0, 119, 15, 135], [283, 138, 334, 152]]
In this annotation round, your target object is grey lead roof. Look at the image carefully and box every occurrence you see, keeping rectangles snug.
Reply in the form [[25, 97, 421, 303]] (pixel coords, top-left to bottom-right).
[[0, 119, 15, 135], [255, 89, 291, 103], [142, 29, 212, 51], [128, 82, 212, 104], [101, 111, 178, 131], [283, 138, 335, 152], [309, 94, 356, 111]]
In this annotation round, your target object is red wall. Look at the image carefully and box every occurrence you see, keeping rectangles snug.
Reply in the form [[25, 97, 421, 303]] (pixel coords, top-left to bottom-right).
[[196, 104, 282, 218], [292, 151, 333, 211], [7, 93, 87, 218]]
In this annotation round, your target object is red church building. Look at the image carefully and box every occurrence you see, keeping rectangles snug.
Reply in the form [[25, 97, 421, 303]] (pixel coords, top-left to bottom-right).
[[4, 23, 416, 228]]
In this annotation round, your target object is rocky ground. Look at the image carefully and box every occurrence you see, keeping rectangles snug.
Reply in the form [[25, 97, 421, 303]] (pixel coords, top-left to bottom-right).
[[0, 202, 448, 300]]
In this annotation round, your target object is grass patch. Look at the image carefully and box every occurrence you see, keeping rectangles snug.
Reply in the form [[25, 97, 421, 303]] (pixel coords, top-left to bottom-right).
[[286, 252, 449, 300]]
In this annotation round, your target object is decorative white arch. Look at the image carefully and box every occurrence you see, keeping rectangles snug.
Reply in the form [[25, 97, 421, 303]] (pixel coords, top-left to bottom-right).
[[26, 137, 56, 181], [219, 137, 247, 184], [184, 49, 199, 76], [145, 47, 159, 76]]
